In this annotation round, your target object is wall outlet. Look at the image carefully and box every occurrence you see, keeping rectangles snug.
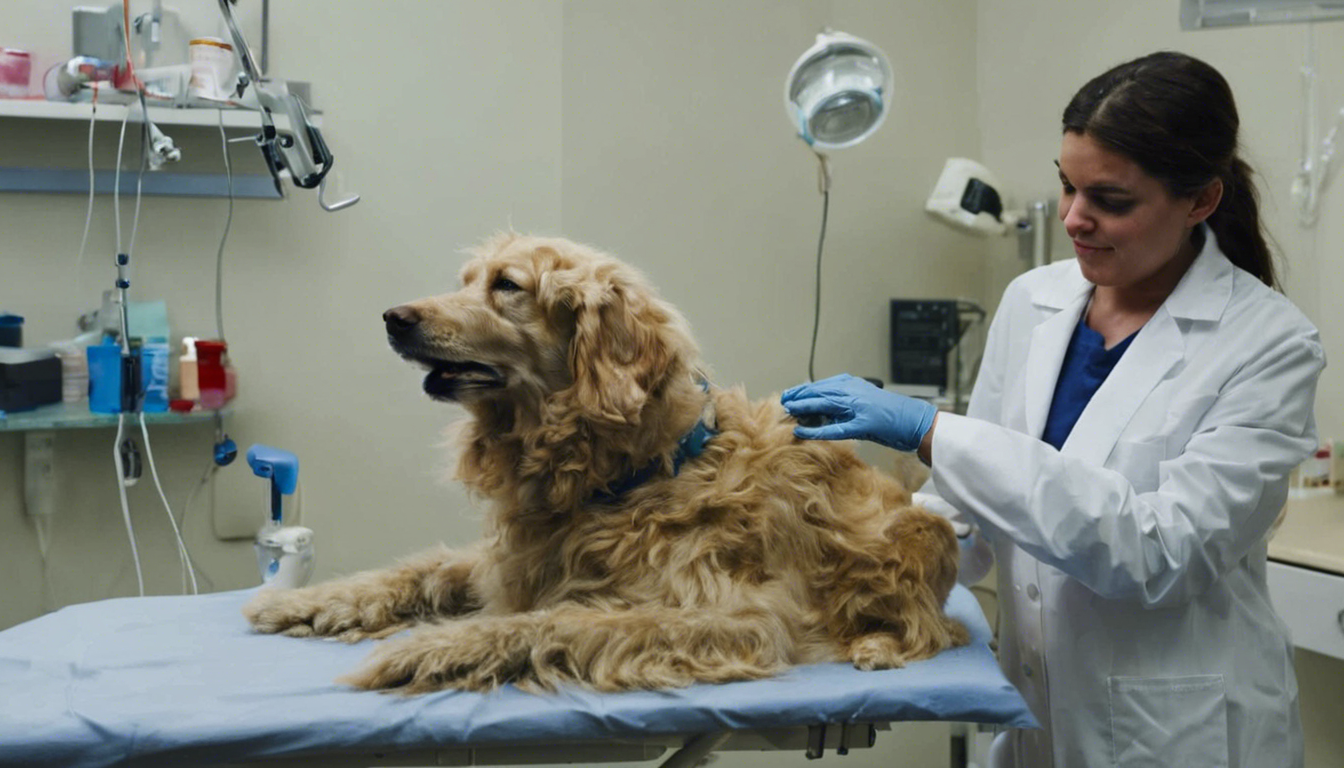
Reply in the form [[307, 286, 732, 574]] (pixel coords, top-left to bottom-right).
[[210, 459, 262, 541], [23, 431, 56, 518]]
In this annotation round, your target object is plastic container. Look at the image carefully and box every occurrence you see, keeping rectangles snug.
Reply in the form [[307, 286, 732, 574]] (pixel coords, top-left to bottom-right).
[[140, 340, 170, 412], [178, 337, 199, 400], [56, 348, 89, 404], [196, 339, 228, 410], [0, 48, 31, 98], [87, 341, 123, 413], [188, 37, 234, 100], [0, 313, 22, 347]]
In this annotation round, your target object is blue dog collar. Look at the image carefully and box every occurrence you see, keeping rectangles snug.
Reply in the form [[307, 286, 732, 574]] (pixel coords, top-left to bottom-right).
[[590, 379, 717, 505]]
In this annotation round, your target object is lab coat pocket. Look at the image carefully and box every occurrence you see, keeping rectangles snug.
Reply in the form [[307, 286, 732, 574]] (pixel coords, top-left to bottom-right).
[[1108, 674, 1229, 768], [1107, 438, 1166, 494]]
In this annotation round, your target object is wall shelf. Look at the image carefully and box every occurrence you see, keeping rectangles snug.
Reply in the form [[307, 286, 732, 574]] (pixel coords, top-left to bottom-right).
[[0, 401, 226, 432], [5, 401, 231, 516], [0, 98, 318, 129], [0, 98, 319, 199], [0, 166, 281, 198]]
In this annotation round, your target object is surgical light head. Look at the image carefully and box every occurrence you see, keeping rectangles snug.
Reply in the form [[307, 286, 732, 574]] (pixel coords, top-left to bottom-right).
[[784, 31, 893, 151]]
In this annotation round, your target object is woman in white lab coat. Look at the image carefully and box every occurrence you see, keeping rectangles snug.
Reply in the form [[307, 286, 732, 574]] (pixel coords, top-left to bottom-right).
[[783, 51, 1324, 768]]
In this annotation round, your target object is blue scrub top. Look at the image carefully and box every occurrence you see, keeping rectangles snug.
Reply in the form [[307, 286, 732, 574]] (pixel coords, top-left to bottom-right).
[[1041, 315, 1138, 450]]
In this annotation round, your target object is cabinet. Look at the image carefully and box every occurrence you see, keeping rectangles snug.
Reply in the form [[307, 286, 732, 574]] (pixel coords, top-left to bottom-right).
[[1268, 493, 1344, 661]]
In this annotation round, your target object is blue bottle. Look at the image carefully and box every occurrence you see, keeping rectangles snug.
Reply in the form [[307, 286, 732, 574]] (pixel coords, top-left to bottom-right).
[[140, 340, 170, 412]]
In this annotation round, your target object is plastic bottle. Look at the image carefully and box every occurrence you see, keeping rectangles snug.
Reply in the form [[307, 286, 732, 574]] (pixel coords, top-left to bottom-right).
[[196, 339, 228, 410], [140, 339, 170, 412], [179, 337, 199, 401]]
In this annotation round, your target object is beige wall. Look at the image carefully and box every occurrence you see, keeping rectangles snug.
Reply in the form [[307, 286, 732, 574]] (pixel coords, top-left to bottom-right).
[[559, 1, 986, 395], [1, 1, 566, 619], [2, 1, 1341, 766], [0, 2, 977, 767]]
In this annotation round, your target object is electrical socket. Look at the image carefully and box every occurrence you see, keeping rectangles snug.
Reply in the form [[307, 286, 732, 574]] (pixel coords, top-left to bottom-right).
[[209, 459, 262, 540], [23, 431, 56, 518]]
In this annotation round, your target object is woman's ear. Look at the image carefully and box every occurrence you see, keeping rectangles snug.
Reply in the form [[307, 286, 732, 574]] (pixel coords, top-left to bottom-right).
[[1188, 178, 1223, 226]]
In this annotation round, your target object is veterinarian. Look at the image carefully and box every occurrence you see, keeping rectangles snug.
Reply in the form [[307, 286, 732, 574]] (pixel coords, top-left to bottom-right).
[[782, 51, 1323, 768]]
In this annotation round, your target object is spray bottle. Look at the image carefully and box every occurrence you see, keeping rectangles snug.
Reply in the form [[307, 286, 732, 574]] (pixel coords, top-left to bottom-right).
[[246, 444, 314, 590]]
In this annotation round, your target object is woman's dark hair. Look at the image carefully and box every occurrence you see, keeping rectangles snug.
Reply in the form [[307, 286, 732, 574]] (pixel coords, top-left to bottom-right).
[[1062, 51, 1277, 289]]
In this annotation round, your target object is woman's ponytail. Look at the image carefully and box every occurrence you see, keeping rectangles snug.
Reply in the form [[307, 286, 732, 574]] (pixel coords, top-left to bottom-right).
[[1205, 158, 1277, 289]]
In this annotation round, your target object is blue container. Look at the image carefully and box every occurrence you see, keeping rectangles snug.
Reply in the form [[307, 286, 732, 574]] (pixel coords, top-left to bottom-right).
[[0, 313, 22, 348], [87, 341, 123, 413], [140, 341, 169, 412]]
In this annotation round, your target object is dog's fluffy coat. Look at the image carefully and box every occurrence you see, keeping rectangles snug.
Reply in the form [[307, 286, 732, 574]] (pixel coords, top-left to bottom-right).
[[243, 234, 968, 694]]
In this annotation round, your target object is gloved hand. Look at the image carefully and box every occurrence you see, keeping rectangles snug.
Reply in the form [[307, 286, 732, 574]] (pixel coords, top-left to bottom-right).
[[780, 373, 937, 452]]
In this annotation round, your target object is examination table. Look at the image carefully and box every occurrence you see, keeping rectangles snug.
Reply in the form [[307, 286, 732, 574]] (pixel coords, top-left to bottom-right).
[[0, 585, 1034, 767]]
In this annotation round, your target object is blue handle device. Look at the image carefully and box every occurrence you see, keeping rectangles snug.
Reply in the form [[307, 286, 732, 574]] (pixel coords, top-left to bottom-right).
[[246, 444, 299, 524]]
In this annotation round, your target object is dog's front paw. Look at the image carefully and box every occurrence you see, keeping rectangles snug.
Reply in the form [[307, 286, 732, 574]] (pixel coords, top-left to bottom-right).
[[339, 619, 535, 694], [848, 632, 908, 671], [242, 583, 413, 642]]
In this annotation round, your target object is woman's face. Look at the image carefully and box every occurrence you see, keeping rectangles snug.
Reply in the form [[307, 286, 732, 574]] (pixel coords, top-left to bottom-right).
[[1057, 131, 1216, 294]]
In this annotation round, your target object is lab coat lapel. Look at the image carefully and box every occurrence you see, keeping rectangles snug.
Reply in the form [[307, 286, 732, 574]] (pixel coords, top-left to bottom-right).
[[1061, 306, 1183, 465], [1023, 291, 1090, 439]]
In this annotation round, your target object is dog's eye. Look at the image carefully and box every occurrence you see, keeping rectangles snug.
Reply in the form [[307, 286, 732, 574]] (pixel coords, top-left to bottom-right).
[[492, 276, 522, 293]]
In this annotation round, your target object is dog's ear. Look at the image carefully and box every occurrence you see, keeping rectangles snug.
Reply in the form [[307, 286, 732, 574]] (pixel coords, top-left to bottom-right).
[[542, 265, 676, 425]]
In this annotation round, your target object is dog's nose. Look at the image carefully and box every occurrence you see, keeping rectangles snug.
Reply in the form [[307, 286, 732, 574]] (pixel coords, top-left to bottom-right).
[[383, 305, 421, 336]]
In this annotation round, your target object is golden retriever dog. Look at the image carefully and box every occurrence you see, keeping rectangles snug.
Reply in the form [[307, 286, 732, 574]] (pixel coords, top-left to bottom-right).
[[243, 234, 968, 694]]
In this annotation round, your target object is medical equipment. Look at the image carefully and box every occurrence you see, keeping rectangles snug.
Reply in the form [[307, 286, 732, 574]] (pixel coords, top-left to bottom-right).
[[889, 299, 986, 412], [217, 0, 359, 211], [1181, 1, 1344, 226], [247, 443, 314, 590], [783, 30, 893, 381], [1180, 0, 1344, 28], [926, 157, 1053, 270], [785, 31, 893, 152], [926, 158, 1014, 236], [0, 584, 1034, 768]]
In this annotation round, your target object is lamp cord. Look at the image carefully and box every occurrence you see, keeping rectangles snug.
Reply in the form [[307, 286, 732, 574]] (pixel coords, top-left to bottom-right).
[[807, 152, 832, 382]]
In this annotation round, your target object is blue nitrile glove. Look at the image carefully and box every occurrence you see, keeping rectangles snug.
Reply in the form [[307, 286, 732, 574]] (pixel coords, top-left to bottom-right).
[[780, 373, 937, 452]]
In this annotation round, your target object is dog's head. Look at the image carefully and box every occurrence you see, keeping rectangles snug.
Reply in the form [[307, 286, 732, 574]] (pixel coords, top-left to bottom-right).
[[384, 233, 699, 427]]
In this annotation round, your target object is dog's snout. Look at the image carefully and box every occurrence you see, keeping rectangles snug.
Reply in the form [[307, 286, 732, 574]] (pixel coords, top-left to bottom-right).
[[384, 305, 421, 336]]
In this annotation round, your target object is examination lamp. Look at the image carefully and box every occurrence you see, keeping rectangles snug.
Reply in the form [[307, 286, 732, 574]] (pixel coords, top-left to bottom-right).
[[784, 30, 892, 383], [784, 30, 893, 151]]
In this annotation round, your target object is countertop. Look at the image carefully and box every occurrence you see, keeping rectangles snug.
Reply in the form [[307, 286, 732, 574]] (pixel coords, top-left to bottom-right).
[[1270, 491, 1344, 576]]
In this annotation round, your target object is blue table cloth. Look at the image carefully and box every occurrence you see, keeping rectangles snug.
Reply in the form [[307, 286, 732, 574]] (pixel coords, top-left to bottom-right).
[[0, 584, 1035, 767]]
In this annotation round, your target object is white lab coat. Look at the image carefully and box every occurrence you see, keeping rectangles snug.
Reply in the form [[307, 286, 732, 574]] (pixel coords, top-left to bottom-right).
[[916, 229, 1324, 768]]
